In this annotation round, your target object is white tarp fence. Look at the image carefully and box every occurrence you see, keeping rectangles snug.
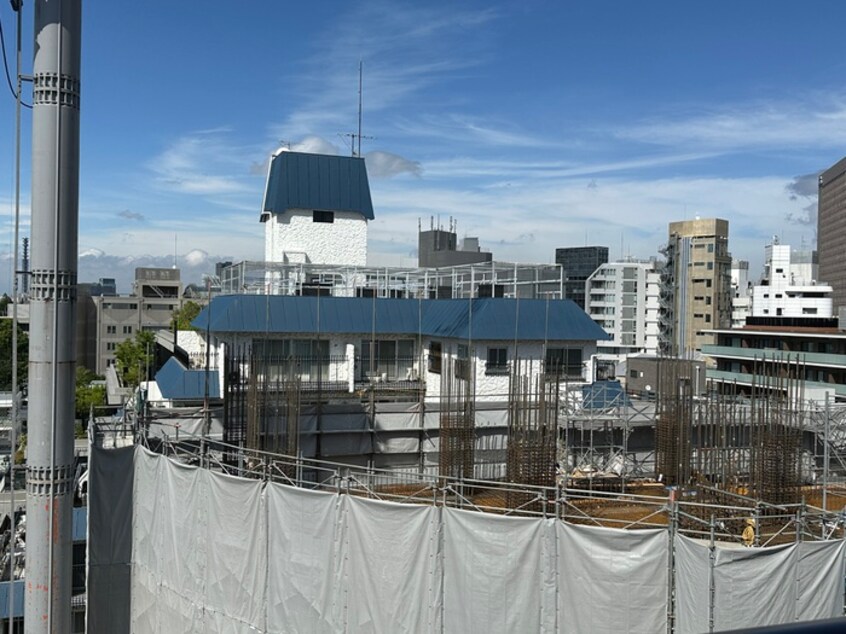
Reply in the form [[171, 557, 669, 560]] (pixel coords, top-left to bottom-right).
[[88, 447, 846, 633], [674, 535, 846, 634]]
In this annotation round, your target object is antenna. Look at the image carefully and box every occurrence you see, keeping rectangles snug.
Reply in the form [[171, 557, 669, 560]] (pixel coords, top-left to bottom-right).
[[342, 62, 374, 157], [358, 60, 363, 157]]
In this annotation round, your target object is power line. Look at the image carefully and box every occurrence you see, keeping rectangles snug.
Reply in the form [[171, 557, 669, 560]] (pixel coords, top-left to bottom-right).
[[0, 11, 31, 108]]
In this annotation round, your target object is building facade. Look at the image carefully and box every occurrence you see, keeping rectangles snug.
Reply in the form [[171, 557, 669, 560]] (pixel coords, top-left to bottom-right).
[[818, 156, 846, 312], [94, 268, 185, 374], [730, 259, 751, 328], [659, 218, 731, 358], [554, 246, 609, 309], [751, 241, 832, 320], [584, 260, 660, 368]]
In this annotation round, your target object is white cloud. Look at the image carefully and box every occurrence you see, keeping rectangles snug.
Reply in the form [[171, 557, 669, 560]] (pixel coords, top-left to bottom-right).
[[365, 151, 421, 178], [619, 94, 846, 151]]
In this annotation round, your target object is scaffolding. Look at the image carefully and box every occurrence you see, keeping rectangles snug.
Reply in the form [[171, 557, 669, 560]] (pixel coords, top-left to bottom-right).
[[220, 259, 564, 300], [438, 355, 475, 480]]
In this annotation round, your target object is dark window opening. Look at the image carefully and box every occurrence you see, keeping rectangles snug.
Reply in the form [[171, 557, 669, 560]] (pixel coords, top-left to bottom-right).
[[428, 342, 442, 374], [313, 210, 335, 223]]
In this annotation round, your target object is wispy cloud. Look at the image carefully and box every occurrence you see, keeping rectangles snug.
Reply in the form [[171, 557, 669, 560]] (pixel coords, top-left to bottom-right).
[[272, 3, 500, 140], [365, 151, 422, 178], [148, 130, 266, 196], [117, 209, 145, 221], [618, 93, 846, 151]]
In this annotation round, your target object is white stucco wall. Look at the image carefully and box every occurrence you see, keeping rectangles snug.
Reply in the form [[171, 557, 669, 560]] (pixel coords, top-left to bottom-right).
[[423, 340, 597, 403], [264, 208, 368, 266]]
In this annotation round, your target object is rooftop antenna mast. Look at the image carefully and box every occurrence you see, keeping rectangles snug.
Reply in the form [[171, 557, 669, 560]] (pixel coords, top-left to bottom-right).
[[343, 61, 373, 157]]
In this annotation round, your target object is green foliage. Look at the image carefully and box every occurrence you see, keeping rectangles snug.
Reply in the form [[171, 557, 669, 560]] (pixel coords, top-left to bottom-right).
[[0, 318, 28, 389], [0, 294, 10, 315], [115, 330, 156, 388], [171, 300, 203, 331], [14, 433, 25, 465], [75, 366, 105, 421]]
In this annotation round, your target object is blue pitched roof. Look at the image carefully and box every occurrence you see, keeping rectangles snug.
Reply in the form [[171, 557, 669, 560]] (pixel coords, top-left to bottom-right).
[[155, 357, 221, 400], [0, 581, 24, 618], [262, 151, 375, 220], [193, 296, 610, 343]]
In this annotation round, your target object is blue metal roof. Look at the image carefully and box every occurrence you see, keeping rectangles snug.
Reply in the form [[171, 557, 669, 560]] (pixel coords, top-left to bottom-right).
[[0, 581, 24, 618], [155, 357, 221, 400], [262, 151, 375, 220], [193, 296, 609, 342]]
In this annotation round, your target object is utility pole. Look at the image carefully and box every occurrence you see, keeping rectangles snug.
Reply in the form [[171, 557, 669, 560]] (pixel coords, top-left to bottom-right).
[[25, 1, 82, 632]]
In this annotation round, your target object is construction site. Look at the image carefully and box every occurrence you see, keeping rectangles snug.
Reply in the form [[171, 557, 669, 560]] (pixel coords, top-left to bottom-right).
[[87, 348, 846, 632], [139, 343, 846, 539]]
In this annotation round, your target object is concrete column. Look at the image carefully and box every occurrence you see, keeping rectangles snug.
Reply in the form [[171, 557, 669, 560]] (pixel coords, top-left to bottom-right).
[[25, 1, 82, 632]]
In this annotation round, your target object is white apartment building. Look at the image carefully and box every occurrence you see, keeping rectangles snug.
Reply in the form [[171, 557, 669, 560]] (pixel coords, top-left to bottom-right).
[[585, 260, 660, 371], [731, 259, 752, 327], [751, 241, 832, 320]]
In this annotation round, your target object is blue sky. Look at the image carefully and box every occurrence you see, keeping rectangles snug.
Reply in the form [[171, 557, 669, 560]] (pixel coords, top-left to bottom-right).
[[2, 0, 845, 293]]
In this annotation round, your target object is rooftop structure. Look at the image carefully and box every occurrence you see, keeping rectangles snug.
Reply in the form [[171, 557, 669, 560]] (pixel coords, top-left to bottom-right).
[[417, 218, 492, 268], [261, 150, 373, 266], [751, 240, 832, 320]]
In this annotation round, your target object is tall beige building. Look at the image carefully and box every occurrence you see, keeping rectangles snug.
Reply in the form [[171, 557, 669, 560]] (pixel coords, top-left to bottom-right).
[[818, 157, 846, 312], [659, 218, 731, 358]]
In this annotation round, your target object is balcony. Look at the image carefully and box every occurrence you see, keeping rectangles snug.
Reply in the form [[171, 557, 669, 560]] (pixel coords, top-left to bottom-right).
[[701, 345, 846, 370]]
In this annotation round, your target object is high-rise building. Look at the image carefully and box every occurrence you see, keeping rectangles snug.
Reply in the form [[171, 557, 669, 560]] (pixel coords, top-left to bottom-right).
[[417, 222, 492, 268], [659, 218, 731, 358], [555, 246, 609, 309], [584, 260, 660, 370], [751, 240, 831, 321], [818, 157, 846, 311]]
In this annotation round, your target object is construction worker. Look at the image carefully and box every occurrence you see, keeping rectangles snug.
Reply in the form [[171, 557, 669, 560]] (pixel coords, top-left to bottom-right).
[[741, 518, 756, 547]]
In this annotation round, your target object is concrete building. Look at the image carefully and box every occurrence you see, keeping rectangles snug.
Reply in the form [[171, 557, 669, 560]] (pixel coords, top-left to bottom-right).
[[261, 150, 373, 266], [555, 246, 609, 309], [703, 320, 846, 403], [659, 218, 731, 358], [818, 156, 846, 311], [730, 260, 751, 328], [751, 240, 832, 321], [93, 267, 185, 374], [195, 295, 608, 471], [584, 260, 660, 371], [417, 222, 492, 268]]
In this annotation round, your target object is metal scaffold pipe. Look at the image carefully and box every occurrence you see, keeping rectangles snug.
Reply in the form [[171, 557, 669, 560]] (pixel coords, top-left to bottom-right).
[[25, 1, 82, 632]]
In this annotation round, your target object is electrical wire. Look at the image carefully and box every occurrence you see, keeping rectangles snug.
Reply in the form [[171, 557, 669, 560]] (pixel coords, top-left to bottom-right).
[[0, 10, 31, 108]]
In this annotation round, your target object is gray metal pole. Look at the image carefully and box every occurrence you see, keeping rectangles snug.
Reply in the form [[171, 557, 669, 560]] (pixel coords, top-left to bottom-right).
[[25, 1, 82, 632], [823, 393, 830, 513], [9, 3, 23, 631]]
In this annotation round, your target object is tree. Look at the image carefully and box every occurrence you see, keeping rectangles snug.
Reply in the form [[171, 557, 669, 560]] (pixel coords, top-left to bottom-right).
[[0, 319, 28, 390], [75, 366, 105, 421], [114, 330, 156, 388], [171, 300, 202, 331]]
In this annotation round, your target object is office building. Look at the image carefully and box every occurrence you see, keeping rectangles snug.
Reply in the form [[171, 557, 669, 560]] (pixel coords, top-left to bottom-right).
[[555, 246, 609, 309], [818, 157, 846, 311]]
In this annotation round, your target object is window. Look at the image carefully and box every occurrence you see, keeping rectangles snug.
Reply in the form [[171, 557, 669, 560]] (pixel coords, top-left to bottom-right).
[[486, 347, 508, 375], [253, 338, 330, 382], [803, 307, 818, 315], [428, 342, 442, 374], [106, 325, 116, 334], [313, 210, 334, 223], [106, 342, 115, 351], [545, 347, 583, 378], [707, 243, 714, 253], [629, 369, 638, 379], [123, 325, 132, 334], [361, 339, 415, 381]]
